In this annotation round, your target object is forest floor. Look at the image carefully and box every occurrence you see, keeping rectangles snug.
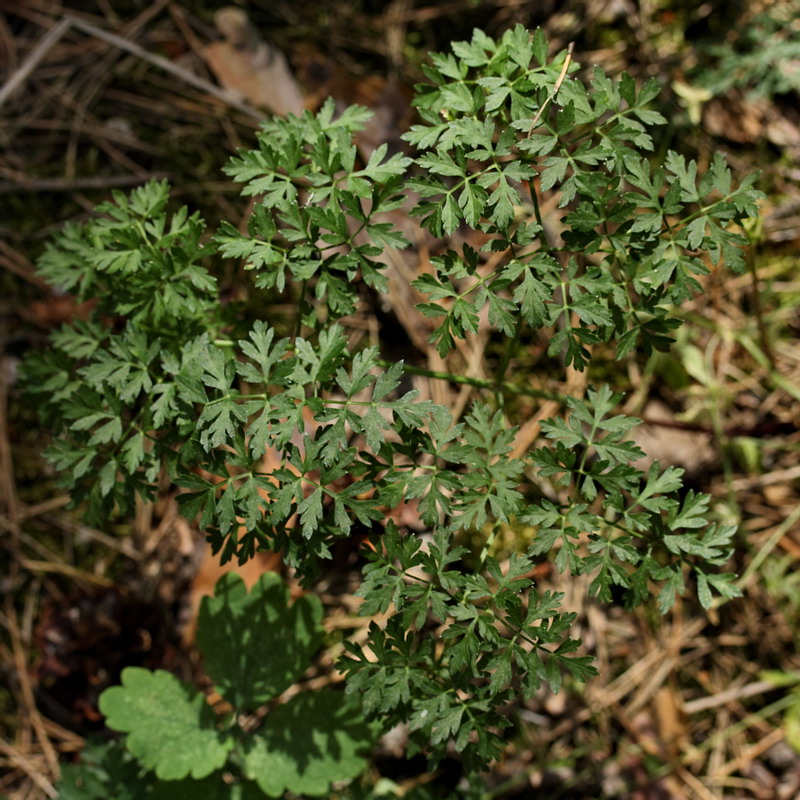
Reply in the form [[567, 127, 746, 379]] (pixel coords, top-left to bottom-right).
[[1, 1, 800, 798]]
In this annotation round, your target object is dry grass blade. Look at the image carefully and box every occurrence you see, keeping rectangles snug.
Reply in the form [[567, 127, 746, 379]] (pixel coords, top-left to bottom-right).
[[0, 16, 71, 109], [0, 241, 47, 287], [0, 172, 170, 194], [684, 680, 781, 715], [0, 12, 262, 118], [2, 606, 60, 790], [0, 739, 57, 799], [66, 14, 262, 118], [528, 41, 574, 134]]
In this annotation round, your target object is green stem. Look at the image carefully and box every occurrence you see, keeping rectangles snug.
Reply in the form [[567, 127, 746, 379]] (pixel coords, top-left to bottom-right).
[[528, 175, 546, 233], [737, 504, 800, 592], [294, 279, 308, 339], [745, 231, 775, 369], [494, 315, 524, 393], [376, 359, 566, 402], [712, 328, 800, 404]]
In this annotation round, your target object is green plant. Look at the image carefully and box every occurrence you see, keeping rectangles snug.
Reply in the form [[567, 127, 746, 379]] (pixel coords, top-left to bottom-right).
[[760, 670, 800, 754], [693, 2, 800, 100], [25, 24, 760, 782], [56, 573, 373, 798]]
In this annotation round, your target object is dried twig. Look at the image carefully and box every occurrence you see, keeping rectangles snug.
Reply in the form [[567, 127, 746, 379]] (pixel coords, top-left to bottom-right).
[[0, 172, 170, 194], [65, 15, 261, 118], [683, 680, 780, 715], [0, 16, 71, 109], [0, 13, 262, 118], [0, 739, 57, 799], [3, 606, 60, 786]]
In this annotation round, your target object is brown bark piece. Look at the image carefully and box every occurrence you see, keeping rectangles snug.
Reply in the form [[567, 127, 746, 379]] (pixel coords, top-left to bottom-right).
[[204, 7, 303, 116]]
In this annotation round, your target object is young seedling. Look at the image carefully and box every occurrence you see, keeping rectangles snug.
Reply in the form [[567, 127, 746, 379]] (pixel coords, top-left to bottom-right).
[[57, 574, 372, 798]]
